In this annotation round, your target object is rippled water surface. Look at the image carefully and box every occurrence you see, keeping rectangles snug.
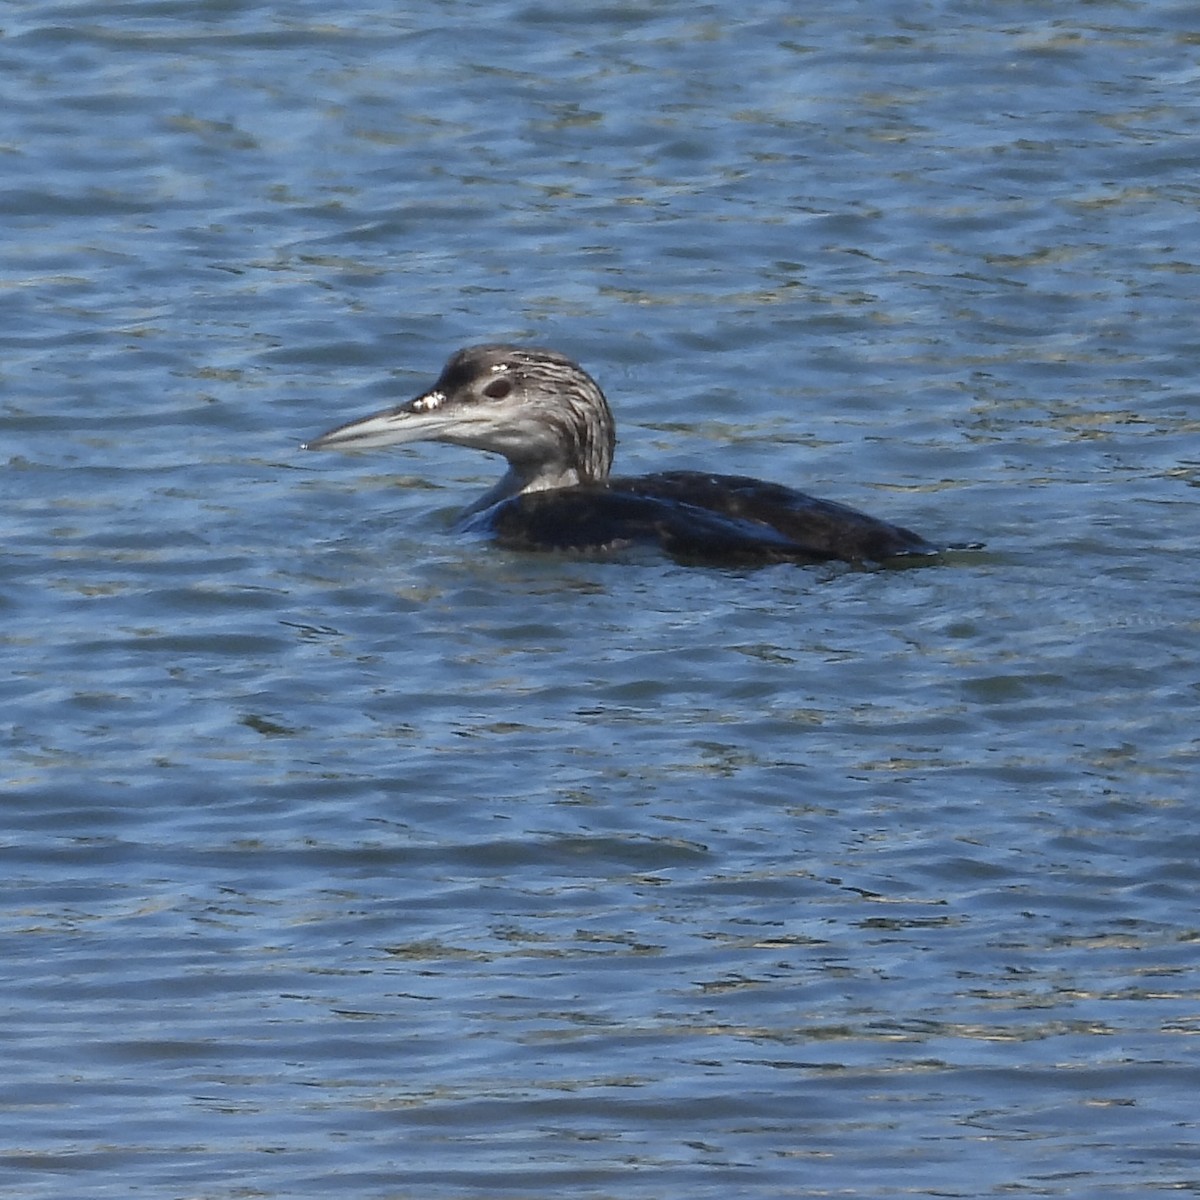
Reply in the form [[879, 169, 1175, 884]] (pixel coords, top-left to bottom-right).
[[3, 2, 1199, 1197]]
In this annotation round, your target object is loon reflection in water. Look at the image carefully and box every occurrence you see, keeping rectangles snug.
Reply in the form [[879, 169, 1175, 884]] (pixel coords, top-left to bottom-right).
[[303, 344, 940, 566]]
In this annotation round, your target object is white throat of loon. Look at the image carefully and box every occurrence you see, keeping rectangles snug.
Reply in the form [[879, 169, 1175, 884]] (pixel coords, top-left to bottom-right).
[[303, 344, 617, 516]]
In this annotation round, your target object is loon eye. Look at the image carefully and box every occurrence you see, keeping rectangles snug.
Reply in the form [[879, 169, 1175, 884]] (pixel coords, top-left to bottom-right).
[[483, 376, 513, 400]]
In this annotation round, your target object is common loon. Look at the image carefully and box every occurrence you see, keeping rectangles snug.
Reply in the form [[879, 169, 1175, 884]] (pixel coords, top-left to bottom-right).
[[303, 344, 940, 566]]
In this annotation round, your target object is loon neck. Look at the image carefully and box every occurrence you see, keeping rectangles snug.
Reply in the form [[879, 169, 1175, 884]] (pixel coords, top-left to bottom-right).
[[460, 462, 592, 519]]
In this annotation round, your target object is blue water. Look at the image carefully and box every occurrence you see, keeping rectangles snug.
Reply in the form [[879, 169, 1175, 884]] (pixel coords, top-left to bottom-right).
[[3, 2, 1198, 1197]]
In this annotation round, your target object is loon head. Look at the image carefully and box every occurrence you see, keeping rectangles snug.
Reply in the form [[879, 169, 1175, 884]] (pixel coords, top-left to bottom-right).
[[303, 344, 616, 492]]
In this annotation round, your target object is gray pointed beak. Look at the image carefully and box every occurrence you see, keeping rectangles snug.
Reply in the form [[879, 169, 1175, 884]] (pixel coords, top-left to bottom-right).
[[302, 388, 453, 452]]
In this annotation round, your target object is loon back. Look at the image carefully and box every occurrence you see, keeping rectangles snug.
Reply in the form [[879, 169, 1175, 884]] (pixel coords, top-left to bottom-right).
[[303, 343, 938, 566]]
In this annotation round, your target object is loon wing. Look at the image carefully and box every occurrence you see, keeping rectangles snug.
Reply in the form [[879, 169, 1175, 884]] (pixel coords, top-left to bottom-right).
[[467, 471, 936, 565], [624, 471, 936, 562]]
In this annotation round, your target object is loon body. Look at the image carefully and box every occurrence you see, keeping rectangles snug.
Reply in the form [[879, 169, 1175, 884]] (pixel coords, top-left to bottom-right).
[[303, 344, 938, 566]]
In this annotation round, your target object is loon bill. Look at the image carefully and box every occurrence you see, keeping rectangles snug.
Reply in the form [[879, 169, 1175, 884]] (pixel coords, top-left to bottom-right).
[[303, 343, 943, 566]]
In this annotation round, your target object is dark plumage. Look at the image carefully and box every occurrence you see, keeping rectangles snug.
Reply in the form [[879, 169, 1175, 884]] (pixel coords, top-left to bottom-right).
[[303, 344, 940, 566]]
